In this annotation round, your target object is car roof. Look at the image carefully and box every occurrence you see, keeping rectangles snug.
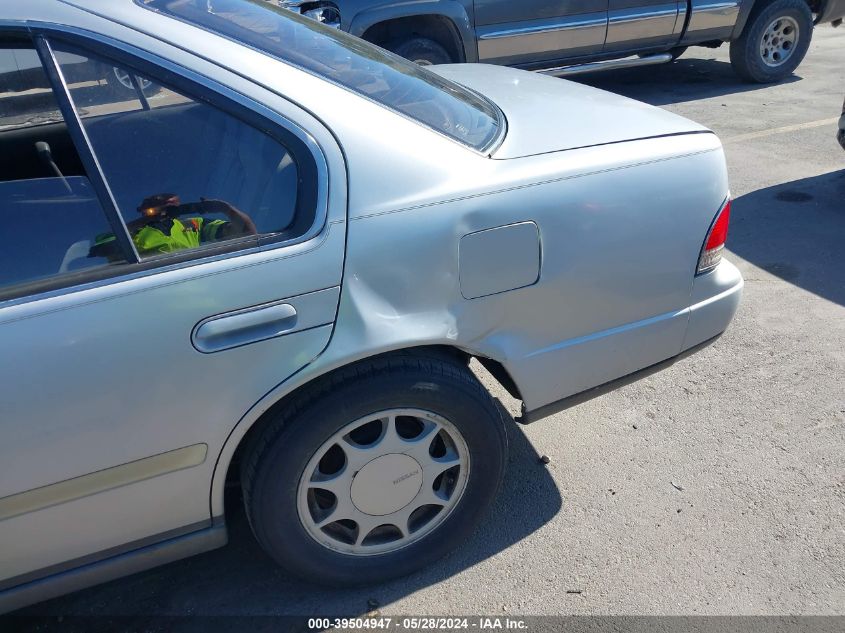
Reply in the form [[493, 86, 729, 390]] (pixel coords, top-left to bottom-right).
[[10, 0, 504, 153]]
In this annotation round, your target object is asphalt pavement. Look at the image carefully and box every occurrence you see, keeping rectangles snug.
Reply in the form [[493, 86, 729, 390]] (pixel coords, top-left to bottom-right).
[[8, 25, 844, 626]]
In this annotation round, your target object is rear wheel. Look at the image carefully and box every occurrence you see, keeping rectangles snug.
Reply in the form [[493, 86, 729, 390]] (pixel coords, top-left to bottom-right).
[[241, 355, 507, 586], [390, 37, 453, 66], [729, 0, 812, 83]]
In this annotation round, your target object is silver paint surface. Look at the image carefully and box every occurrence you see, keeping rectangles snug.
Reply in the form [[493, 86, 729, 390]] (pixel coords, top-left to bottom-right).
[[459, 222, 540, 299], [431, 63, 708, 158], [0, 0, 741, 608]]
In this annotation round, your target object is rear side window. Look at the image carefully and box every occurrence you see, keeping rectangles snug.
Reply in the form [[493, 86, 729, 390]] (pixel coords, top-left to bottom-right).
[[0, 35, 323, 301], [137, 0, 504, 151], [52, 43, 313, 261], [0, 43, 127, 293]]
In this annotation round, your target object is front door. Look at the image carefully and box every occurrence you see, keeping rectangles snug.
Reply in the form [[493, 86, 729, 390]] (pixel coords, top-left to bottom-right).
[[0, 34, 346, 588], [604, 0, 684, 53], [474, 0, 610, 66]]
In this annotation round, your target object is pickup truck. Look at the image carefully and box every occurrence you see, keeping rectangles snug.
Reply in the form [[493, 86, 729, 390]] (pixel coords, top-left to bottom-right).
[[277, 0, 845, 82]]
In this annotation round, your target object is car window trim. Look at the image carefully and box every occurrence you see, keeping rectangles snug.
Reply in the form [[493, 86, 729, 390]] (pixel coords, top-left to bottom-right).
[[34, 34, 142, 266], [0, 237, 263, 304], [0, 25, 331, 306], [130, 0, 506, 155], [40, 29, 329, 248]]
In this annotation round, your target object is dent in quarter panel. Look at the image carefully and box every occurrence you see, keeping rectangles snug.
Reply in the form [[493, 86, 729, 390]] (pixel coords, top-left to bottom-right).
[[334, 141, 728, 412], [211, 135, 730, 518], [459, 222, 540, 299]]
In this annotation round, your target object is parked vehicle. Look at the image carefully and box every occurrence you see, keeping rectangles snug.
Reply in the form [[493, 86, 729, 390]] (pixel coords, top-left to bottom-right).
[[838, 96, 845, 149], [0, 0, 742, 612], [276, 0, 845, 82], [0, 47, 158, 99]]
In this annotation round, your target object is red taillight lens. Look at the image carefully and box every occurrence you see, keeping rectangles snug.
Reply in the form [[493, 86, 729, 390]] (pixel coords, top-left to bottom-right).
[[697, 199, 731, 274]]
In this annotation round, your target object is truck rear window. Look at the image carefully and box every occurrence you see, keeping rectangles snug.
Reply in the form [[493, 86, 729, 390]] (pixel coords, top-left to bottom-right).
[[137, 0, 504, 152]]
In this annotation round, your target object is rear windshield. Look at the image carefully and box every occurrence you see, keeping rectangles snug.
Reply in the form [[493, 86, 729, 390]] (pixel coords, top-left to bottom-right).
[[136, 0, 503, 152]]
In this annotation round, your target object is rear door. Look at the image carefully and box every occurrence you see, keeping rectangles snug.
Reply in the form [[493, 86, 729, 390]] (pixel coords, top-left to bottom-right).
[[474, 0, 609, 66], [604, 0, 684, 53], [0, 33, 346, 587]]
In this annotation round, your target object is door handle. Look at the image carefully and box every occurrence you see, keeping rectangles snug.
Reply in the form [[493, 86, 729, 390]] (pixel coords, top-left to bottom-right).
[[193, 303, 298, 353]]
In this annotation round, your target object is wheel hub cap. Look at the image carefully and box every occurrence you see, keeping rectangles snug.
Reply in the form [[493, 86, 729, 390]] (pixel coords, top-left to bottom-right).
[[760, 16, 799, 68], [296, 409, 470, 556], [112, 68, 153, 91], [350, 454, 423, 516]]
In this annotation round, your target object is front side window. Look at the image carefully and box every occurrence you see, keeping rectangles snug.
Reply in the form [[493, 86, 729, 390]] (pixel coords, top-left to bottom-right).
[[52, 43, 309, 260], [137, 0, 503, 151], [0, 41, 127, 294]]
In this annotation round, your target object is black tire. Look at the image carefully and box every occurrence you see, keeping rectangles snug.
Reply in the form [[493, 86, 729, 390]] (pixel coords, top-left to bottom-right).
[[390, 37, 453, 66], [729, 0, 813, 83], [241, 354, 508, 586]]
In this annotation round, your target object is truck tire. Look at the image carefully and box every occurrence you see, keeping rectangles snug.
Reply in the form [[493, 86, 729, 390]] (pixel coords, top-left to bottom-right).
[[241, 354, 508, 586], [729, 0, 813, 83], [391, 37, 453, 66]]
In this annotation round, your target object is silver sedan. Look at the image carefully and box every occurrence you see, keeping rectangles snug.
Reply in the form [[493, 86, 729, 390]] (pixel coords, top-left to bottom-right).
[[0, 0, 741, 612]]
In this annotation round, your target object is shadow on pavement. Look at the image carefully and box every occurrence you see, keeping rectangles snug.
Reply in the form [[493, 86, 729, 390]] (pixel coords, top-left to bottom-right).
[[729, 169, 845, 306], [574, 55, 800, 105], [7, 402, 561, 628]]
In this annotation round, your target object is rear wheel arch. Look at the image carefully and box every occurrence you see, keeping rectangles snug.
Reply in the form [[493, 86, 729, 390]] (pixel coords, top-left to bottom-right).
[[238, 351, 508, 585], [732, 0, 819, 38], [729, 0, 813, 82], [733, 0, 762, 38], [360, 15, 466, 63], [211, 344, 522, 520]]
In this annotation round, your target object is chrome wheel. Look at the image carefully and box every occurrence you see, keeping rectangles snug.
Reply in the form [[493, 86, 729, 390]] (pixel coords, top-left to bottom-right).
[[112, 68, 153, 91], [760, 16, 799, 67], [297, 408, 470, 556]]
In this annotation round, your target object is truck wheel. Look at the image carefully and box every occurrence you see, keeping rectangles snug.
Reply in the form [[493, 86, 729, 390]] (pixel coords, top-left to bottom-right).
[[391, 37, 453, 66], [729, 0, 812, 83], [241, 355, 508, 586], [105, 67, 161, 99]]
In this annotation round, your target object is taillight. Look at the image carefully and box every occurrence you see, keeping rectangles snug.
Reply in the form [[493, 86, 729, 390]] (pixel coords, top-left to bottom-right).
[[697, 198, 731, 275]]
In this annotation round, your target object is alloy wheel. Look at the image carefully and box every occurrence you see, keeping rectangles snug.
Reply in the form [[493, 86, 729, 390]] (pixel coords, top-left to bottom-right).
[[296, 408, 470, 556], [760, 16, 799, 67], [112, 67, 153, 91]]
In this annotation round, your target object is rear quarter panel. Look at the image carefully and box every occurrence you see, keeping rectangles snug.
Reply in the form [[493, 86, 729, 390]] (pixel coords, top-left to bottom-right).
[[189, 33, 732, 512], [345, 0, 479, 62], [318, 132, 729, 412]]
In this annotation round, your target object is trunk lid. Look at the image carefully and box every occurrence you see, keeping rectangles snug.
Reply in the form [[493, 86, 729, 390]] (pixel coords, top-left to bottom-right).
[[431, 64, 710, 159]]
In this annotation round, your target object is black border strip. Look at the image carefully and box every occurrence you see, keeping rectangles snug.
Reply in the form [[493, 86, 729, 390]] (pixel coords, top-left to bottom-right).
[[34, 34, 140, 265], [518, 334, 721, 424], [2, 27, 326, 304], [0, 517, 216, 593], [0, 521, 226, 615]]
